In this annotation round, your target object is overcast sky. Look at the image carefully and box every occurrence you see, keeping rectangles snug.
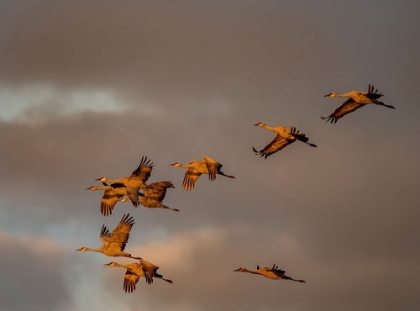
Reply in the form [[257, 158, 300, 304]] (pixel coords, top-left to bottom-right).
[[1, 1, 419, 310]]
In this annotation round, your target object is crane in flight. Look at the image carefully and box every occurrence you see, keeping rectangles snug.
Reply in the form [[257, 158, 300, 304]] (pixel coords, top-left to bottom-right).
[[234, 264, 306, 283], [322, 84, 395, 123], [253, 122, 317, 159], [170, 156, 235, 191]]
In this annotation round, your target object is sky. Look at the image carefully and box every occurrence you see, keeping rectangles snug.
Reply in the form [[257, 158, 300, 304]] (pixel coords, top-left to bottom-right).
[[0, 0, 419, 310]]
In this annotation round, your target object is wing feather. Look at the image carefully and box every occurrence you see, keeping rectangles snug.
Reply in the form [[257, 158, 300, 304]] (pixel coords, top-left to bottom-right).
[[321, 98, 365, 124], [253, 135, 293, 158], [182, 168, 202, 191], [130, 156, 154, 183], [109, 213, 135, 251], [123, 270, 140, 293]]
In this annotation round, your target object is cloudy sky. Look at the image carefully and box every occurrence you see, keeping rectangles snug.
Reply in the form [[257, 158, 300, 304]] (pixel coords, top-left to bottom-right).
[[1, 1, 419, 310]]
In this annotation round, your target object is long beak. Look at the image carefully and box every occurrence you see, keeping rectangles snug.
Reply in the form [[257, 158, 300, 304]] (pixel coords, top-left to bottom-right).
[[233, 268, 241, 272], [323, 94, 331, 97], [104, 263, 111, 266], [169, 163, 176, 166], [95, 177, 102, 181], [85, 187, 91, 190], [253, 123, 260, 126], [75, 248, 82, 251]]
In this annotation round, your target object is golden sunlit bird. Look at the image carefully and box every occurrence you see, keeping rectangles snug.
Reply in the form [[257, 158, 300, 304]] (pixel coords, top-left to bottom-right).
[[253, 122, 317, 158], [76, 213, 140, 258], [170, 156, 235, 191], [234, 264, 306, 283], [105, 258, 173, 293], [95, 156, 154, 192], [85, 182, 138, 216], [322, 84, 395, 123], [119, 181, 180, 212]]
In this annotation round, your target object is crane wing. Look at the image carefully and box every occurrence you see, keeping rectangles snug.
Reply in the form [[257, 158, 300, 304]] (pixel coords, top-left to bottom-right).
[[366, 84, 384, 99], [101, 189, 123, 217], [130, 156, 154, 183], [99, 225, 111, 246], [253, 135, 293, 159], [270, 263, 286, 275], [321, 98, 365, 124], [123, 270, 140, 293], [144, 181, 174, 201], [109, 213, 135, 251], [182, 168, 202, 191], [203, 156, 221, 181], [140, 260, 159, 284]]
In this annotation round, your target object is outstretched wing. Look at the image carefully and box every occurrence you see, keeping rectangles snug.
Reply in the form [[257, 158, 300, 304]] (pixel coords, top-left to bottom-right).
[[203, 156, 221, 181], [130, 156, 154, 183], [366, 84, 384, 100], [100, 188, 123, 217], [270, 263, 286, 276], [99, 225, 111, 246], [321, 98, 365, 124], [109, 213, 135, 251], [182, 168, 202, 191], [140, 260, 159, 285], [145, 181, 174, 201], [123, 270, 140, 293], [253, 135, 294, 159]]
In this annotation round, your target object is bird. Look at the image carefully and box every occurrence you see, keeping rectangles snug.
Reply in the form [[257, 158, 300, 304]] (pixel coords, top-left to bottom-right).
[[76, 213, 140, 258], [170, 155, 235, 191], [322, 84, 395, 123], [234, 264, 306, 283], [105, 258, 173, 293], [119, 181, 180, 212], [253, 122, 317, 158], [95, 156, 154, 192], [85, 182, 139, 216]]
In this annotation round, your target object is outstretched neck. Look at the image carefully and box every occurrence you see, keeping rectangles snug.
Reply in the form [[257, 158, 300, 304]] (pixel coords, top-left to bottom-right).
[[243, 268, 260, 275], [111, 262, 129, 269], [333, 92, 354, 98], [103, 177, 123, 183], [176, 163, 191, 169], [85, 247, 104, 253], [260, 124, 275, 131], [90, 186, 108, 191]]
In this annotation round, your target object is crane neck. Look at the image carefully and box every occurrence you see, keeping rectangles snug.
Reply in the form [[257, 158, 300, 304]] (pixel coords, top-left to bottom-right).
[[243, 268, 260, 275], [260, 124, 276, 131], [85, 247, 104, 253], [111, 262, 130, 269]]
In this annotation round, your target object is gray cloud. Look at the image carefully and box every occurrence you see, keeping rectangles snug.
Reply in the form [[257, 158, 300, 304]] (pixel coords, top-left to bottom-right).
[[0, 232, 71, 311]]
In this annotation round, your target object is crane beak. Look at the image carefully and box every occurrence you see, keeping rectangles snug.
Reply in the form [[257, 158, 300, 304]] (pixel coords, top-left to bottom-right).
[[233, 268, 241, 272], [75, 248, 82, 251], [253, 123, 260, 126], [324, 93, 332, 97], [104, 263, 111, 266]]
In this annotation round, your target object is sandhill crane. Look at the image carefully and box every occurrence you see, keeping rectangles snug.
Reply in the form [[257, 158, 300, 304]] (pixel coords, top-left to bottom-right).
[[105, 258, 173, 293], [86, 182, 138, 216], [170, 155, 235, 191], [119, 181, 180, 212], [322, 84, 395, 123], [253, 122, 317, 159], [234, 264, 306, 283], [76, 213, 140, 258], [96, 156, 154, 192]]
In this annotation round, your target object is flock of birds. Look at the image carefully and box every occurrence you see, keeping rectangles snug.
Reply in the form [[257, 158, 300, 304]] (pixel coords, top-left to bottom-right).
[[76, 85, 395, 292]]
